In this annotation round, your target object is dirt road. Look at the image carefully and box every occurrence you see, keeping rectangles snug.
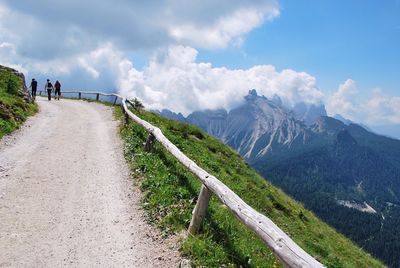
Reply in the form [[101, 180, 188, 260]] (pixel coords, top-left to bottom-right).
[[0, 98, 180, 267]]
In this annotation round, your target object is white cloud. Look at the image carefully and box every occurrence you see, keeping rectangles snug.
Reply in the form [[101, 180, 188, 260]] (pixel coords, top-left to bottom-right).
[[326, 79, 358, 120], [169, 6, 277, 49], [365, 90, 400, 124], [0, 0, 285, 102], [327, 80, 400, 126], [117, 46, 324, 115], [0, 0, 280, 62]]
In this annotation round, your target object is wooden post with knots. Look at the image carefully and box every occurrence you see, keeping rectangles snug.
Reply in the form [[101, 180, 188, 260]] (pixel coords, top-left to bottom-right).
[[124, 111, 129, 126], [122, 103, 129, 126], [188, 184, 212, 235], [144, 133, 156, 152]]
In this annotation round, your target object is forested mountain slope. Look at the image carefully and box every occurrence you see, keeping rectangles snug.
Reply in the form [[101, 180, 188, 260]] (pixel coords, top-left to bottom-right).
[[253, 119, 400, 267]]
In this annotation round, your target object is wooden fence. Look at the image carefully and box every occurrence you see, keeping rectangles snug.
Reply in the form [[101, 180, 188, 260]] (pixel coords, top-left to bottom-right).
[[47, 91, 324, 268]]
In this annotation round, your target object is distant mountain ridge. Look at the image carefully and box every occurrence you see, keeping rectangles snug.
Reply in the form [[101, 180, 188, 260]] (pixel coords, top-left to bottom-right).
[[158, 89, 341, 161], [155, 89, 400, 267]]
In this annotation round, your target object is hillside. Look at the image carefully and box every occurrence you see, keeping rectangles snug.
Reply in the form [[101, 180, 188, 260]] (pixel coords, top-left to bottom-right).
[[159, 90, 399, 267], [0, 65, 37, 138], [116, 107, 384, 267]]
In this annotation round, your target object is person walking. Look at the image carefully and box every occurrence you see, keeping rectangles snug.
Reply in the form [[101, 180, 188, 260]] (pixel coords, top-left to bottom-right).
[[29, 78, 38, 100], [54, 80, 61, 100], [45, 79, 54, 101]]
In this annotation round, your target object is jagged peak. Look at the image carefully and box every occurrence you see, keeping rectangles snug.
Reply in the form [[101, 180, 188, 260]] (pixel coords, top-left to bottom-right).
[[245, 89, 259, 101], [244, 89, 268, 102], [249, 88, 258, 96]]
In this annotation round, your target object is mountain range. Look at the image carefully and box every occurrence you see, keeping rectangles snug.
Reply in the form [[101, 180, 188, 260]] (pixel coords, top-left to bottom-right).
[[155, 89, 400, 267]]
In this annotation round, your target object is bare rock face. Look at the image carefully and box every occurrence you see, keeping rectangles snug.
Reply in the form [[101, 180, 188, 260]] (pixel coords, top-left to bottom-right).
[[185, 89, 313, 161], [0, 65, 32, 103]]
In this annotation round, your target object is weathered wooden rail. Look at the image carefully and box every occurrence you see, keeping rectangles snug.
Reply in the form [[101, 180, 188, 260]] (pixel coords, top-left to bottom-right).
[[50, 91, 324, 268], [38, 90, 121, 105]]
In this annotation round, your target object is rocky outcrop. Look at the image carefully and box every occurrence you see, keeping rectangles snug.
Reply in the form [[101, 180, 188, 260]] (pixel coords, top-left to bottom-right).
[[0, 65, 31, 103]]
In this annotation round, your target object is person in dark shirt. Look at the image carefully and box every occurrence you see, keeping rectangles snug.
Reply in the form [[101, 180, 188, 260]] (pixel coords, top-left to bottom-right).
[[54, 80, 61, 100], [29, 78, 38, 100], [44, 79, 54, 101]]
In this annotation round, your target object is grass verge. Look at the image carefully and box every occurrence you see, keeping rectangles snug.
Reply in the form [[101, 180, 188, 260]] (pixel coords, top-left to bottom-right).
[[116, 107, 385, 268], [0, 67, 38, 138]]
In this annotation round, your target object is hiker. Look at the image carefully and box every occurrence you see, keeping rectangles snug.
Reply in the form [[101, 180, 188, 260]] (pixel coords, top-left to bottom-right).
[[44, 79, 54, 101], [29, 78, 38, 100], [54, 80, 61, 100]]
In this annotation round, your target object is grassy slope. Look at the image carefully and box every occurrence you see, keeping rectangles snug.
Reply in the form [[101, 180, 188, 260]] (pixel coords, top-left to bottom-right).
[[0, 67, 37, 138], [116, 107, 384, 268]]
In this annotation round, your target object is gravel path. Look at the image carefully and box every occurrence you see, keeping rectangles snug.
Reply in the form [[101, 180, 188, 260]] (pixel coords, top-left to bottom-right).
[[0, 98, 180, 267]]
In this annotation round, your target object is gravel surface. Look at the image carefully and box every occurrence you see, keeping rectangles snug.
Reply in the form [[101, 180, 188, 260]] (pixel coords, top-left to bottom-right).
[[0, 98, 180, 267]]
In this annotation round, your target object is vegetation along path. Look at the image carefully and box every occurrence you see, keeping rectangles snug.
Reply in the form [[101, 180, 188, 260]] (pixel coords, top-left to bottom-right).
[[0, 97, 179, 267]]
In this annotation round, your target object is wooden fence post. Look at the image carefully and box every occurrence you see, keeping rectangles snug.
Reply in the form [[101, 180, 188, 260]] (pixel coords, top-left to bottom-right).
[[113, 96, 118, 106], [188, 184, 212, 235], [96, 93, 99, 101], [144, 133, 156, 152], [78, 92, 81, 99], [124, 111, 129, 126]]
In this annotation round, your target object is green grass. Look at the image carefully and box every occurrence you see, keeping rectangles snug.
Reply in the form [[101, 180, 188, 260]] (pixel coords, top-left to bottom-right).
[[0, 67, 38, 138], [116, 107, 385, 268]]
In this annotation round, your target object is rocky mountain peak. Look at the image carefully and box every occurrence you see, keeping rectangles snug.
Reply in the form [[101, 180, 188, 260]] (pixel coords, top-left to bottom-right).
[[244, 89, 268, 103], [245, 88, 258, 99]]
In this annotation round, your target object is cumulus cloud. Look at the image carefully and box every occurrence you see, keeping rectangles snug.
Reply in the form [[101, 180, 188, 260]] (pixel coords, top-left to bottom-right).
[[0, 0, 279, 61], [7, 41, 323, 115], [326, 80, 400, 126], [365, 90, 400, 124], [10, 39, 323, 114], [169, 6, 278, 49], [117, 45, 324, 115], [326, 79, 358, 120], [0, 0, 286, 101]]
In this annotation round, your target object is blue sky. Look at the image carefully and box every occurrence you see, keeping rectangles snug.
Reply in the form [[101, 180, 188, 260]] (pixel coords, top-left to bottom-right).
[[0, 0, 399, 138], [199, 0, 400, 97]]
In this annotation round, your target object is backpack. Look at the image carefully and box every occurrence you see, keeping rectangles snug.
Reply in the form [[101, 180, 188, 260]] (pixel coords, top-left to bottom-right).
[[47, 82, 52, 88]]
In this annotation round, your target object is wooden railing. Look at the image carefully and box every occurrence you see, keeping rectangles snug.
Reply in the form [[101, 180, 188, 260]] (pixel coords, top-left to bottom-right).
[[38, 90, 121, 105], [50, 91, 324, 268]]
